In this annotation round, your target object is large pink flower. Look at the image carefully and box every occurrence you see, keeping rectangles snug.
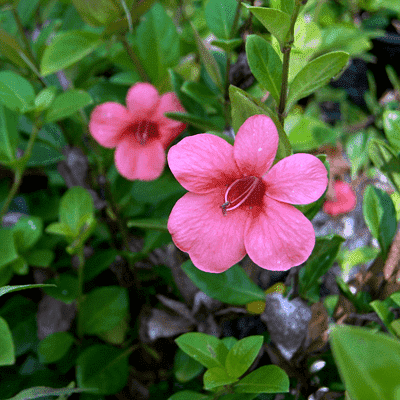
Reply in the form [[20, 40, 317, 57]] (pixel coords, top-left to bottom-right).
[[323, 180, 356, 216], [167, 115, 328, 273], [89, 82, 186, 181]]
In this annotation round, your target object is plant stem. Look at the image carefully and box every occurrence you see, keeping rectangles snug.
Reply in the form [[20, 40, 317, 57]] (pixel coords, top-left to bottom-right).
[[0, 123, 41, 222], [121, 36, 150, 82], [76, 247, 85, 339], [277, 1, 303, 125]]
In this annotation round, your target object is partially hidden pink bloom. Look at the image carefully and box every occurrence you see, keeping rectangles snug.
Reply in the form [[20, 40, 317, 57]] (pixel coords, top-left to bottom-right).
[[323, 180, 356, 216], [167, 115, 328, 273], [89, 82, 186, 181]]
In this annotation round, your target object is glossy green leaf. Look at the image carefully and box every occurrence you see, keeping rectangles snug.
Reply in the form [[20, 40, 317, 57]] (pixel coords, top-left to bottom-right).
[[181, 81, 222, 106], [0, 316, 15, 366], [168, 392, 210, 400], [136, 3, 180, 87], [330, 324, 400, 400], [81, 286, 129, 334], [270, 0, 295, 14], [174, 348, 205, 383], [45, 222, 74, 238], [175, 332, 228, 369], [211, 38, 242, 52], [0, 104, 19, 164], [0, 28, 35, 69], [4, 386, 89, 400], [165, 112, 225, 132], [59, 186, 94, 237], [243, 5, 291, 48], [34, 86, 57, 111], [286, 51, 349, 113], [38, 331, 74, 364], [205, 0, 238, 40], [368, 139, 400, 194], [225, 336, 263, 378], [221, 336, 238, 350], [76, 344, 129, 395], [40, 30, 103, 76], [127, 218, 168, 231], [391, 292, 400, 307], [45, 90, 93, 123], [229, 85, 292, 162], [363, 186, 397, 257], [12, 216, 43, 253], [43, 274, 79, 304], [339, 246, 379, 277], [246, 35, 282, 103], [182, 261, 265, 305], [234, 365, 290, 393], [71, 0, 121, 26], [192, 23, 223, 92], [370, 300, 396, 336], [204, 367, 238, 390], [299, 235, 345, 300], [383, 110, 400, 153], [0, 71, 35, 113], [0, 284, 56, 298], [0, 229, 19, 268], [346, 131, 369, 179]]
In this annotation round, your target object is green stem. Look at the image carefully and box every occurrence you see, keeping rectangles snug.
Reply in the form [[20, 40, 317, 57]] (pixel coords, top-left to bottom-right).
[[0, 123, 41, 222], [277, 1, 303, 125], [121, 36, 150, 82], [76, 247, 85, 339]]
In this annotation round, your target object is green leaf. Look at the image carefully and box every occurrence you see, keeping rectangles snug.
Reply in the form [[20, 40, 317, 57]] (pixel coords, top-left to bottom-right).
[[24, 249, 54, 267], [84, 249, 118, 282], [34, 86, 57, 112], [205, 0, 238, 40], [76, 344, 129, 395], [229, 85, 292, 162], [59, 186, 94, 237], [81, 286, 129, 335], [40, 30, 103, 76], [234, 365, 290, 393], [4, 386, 89, 400], [136, 3, 180, 87], [174, 348, 205, 383], [0, 28, 35, 69], [175, 332, 228, 369], [0, 71, 35, 113], [369, 139, 400, 194], [43, 274, 79, 304], [270, 0, 295, 15], [38, 331, 75, 364], [182, 261, 265, 305], [0, 284, 56, 298], [191, 23, 223, 92], [246, 35, 282, 103], [346, 131, 369, 179], [45, 90, 93, 123], [165, 112, 225, 132], [363, 186, 397, 257], [242, 5, 291, 48], [383, 110, 400, 154], [127, 218, 168, 231], [24, 141, 63, 166], [330, 324, 400, 400], [211, 38, 242, 52], [204, 367, 238, 390], [181, 81, 222, 106], [45, 222, 74, 238], [370, 300, 396, 336], [71, 0, 121, 26], [11, 216, 43, 253], [0, 229, 19, 268], [0, 316, 15, 366], [299, 235, 345, 299], [0, 104, 19, 164], [168, 391, 210, 400], [225, 336, 263, 379], [338, 246, 379, 277], [286, 51, 349, 113], [391, 292, 400, 307]]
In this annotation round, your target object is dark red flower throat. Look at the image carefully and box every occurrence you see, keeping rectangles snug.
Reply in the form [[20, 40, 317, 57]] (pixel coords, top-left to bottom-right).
[[221, 176, 265, 215], [124, 120, 159, 145]]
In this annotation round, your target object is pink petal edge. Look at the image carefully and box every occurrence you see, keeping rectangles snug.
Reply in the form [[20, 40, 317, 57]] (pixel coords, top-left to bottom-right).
[[126, 82, 160, 121]]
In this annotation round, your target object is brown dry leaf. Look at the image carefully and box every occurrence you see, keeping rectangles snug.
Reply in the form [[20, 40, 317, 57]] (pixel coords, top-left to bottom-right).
[[384, 229, 400, 282], [334, 294, 356, 324], [305, 302, 329, 354]]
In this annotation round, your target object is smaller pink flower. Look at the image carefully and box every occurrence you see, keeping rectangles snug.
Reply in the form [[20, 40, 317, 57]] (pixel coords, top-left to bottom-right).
[[89, 82, 186, 181], [167, 115, 328, 273], [323, 180, 356, 216]]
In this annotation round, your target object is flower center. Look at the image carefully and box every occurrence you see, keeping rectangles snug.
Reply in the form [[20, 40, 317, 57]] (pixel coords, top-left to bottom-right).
[[132, 120, 158, 145], [221, 176, 264, 215]]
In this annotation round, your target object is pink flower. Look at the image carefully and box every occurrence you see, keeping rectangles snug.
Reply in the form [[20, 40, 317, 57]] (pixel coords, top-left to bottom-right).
[[167, 115, 328, 273], [89, 82, 186, 181], [323, 180, 356, 216]]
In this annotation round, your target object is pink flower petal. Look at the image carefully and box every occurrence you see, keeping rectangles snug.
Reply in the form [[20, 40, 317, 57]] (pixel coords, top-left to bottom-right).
[[234, 115, 279, 177], [245, 197, 315, 271], [89, 103, 132, 148], [323, 180, 356, 216], [126, 82, 160, 120], [168, 134, 241, 194], [263, 153, 328, 205], [114, 136, 165, 181], [168, 189, 248, 273]]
